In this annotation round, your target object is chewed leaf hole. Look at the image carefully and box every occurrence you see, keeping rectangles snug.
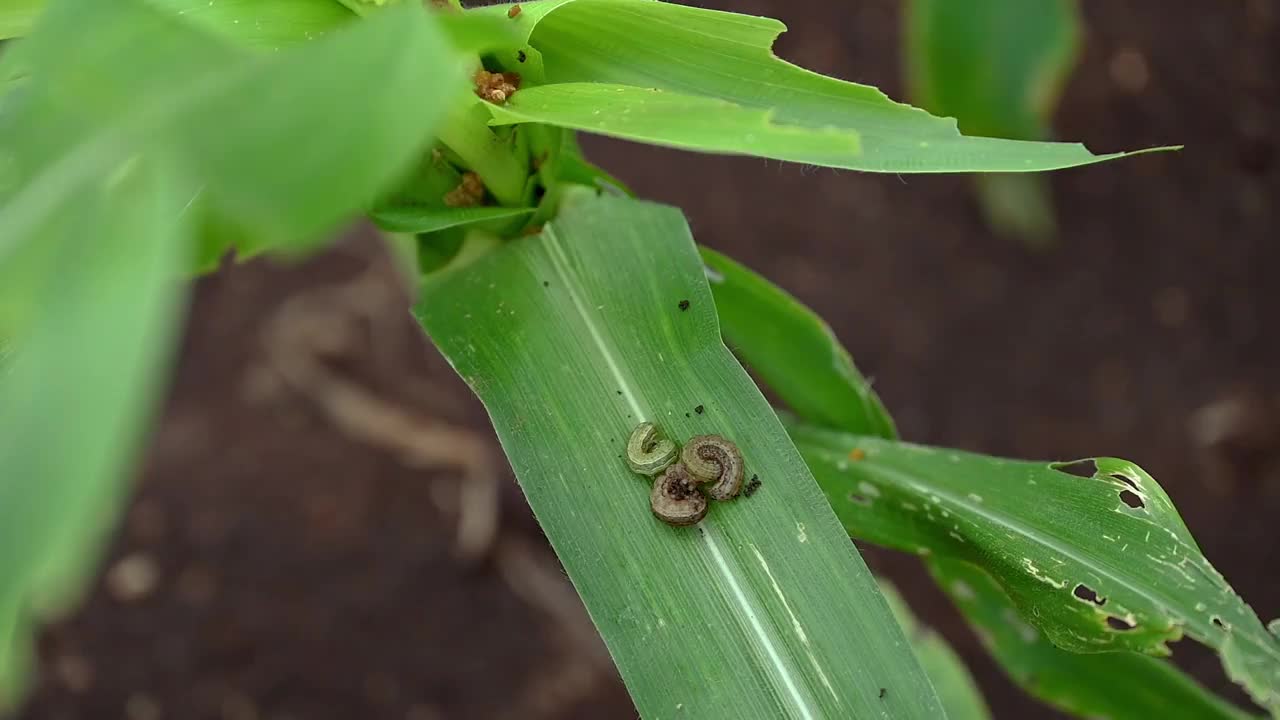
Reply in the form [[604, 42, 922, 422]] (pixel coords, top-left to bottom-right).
[[1110, 473, 1140, 491], [847, 492, 871, 507], [1073, 584, 1106, 606], [1106, 616, 1137, 631], [1051, 459, 1098, 478], [1119, 489, 1146, 509]]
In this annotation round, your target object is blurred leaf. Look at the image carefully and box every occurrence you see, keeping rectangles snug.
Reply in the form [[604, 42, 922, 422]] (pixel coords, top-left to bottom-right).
[[972, 172, 1056, 248], [0, 157, 191, 709], [0, 0, 355, 44], [1, 0, 518, 50], [0, 0, 484, 705], [700, 247, 896, 440], [0, 0, 461, 263], [931, 557, 1256, 720], [370, 205, 534, 234], [787, 425, 1280, 715], [0, 596, 24, 708], [143, 0, 356, 48], [905, 0, 1080, 140], [0, 0, 41, 40], [415, 188, 945, 718], [904, 0, 1082, 243], [474, 0, 1171, 173], [879, 579, 992, 720]]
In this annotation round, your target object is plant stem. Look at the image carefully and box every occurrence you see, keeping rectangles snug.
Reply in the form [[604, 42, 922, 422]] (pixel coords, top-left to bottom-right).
[[436, 100, 528, 207]]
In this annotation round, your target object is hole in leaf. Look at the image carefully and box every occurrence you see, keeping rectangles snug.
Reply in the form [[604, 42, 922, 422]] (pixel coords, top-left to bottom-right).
[[1106, 616, 1137, 631], [1073, 584, 1106, 606], [1111, 473, 1140, 491], [1051, 459, 1098, 478], [1119, 489, 1146, 509], [846, 492, 871, 507]]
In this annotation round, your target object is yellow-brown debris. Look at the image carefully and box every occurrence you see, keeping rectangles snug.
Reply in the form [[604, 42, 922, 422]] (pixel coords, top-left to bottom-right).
[[474, 69, 521, 105], [444, 172, 485, 208]]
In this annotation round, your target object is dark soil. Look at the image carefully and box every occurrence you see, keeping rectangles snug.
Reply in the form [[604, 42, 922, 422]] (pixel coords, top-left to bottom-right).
[[17, 1, 1279, 718]]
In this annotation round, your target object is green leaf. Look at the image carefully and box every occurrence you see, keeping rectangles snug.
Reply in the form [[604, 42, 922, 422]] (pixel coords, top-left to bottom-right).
[[930, 557, 1256, 720], [905, 0, 1080, 141], [0, 0, 41, 40], [0, 0, 460, 261], [787, 425, 1280, 715], [370, 205, 535, 234], [700, 247, 896, 440], [0, 157, 190, 709], [971, 172, 1057, 247], [0, 3, 37, 41], [904, 0, 1081, 243], [1, 0, 478, 704], [698, 252, 1262, 715], [414, 188, 944, 718], [879, 578, 992, 720], [0, 0, 356, 45], [473, 0, 1172, 173], [0, 0, 518, 51], [142, 0, 356, 48], [489, 83, 865, 166]]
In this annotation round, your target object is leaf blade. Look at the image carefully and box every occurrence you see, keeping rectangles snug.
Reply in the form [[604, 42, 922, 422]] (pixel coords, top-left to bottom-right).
[[0, 157, 191, 708], [789, 426, 1280, 715], [473, 0, 1172, 173], [931, 557, 1256, 720], [700, 246, 896, 440], [700, 249, 1275, 714], [370, 205, 535, 234], [0, 0, 463, 261], [879, 578, 993, 720], [415, 189, 944, 719]]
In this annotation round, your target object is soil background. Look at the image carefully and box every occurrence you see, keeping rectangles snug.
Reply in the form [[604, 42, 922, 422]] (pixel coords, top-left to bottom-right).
[[15, 1, 1280, 719]]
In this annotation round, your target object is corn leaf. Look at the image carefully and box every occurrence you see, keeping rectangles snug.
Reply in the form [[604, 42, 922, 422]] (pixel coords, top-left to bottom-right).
[[415, 188, 944, 719], [476, 0, 1172, 173], [789, 428, 1280, 715], [904, 0, 1082, 242], [879, 579, 992, 720], [703, 250, 1273, 715], [931, 557, 1256, 719], [701, 246, 896, 440], [0, 157, 191, 709], [0, 0, 469, 706]]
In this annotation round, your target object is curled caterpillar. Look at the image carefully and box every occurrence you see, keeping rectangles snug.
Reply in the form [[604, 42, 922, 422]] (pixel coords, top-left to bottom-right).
[[681, 434, 744, 500], [650, 463, 707, 526], [626, 422, 678, 476]]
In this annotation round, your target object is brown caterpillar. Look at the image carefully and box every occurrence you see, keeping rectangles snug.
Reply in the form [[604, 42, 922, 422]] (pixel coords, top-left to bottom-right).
[[681, 434, 745, 500], [650, 463, 707, 526], [624, 424, 746, 526]]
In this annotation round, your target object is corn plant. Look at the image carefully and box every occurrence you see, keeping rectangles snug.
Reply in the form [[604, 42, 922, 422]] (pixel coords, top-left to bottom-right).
[[2, 1, 1275, 718]]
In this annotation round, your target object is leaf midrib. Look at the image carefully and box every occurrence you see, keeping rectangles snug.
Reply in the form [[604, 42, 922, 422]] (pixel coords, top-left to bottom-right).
[[541, 221, 820, 720]]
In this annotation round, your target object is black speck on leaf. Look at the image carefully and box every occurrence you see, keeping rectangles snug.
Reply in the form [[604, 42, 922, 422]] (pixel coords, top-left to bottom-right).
[[879, 688, 887, 700], [684, 412, 691, 418], [542, 280, 550, 287], [694, 405, 704, 414], [517, 50, 527, 63], [744, 475, 761, 497], [616, 390, 623, 395], [678, 299, 690, 311]]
